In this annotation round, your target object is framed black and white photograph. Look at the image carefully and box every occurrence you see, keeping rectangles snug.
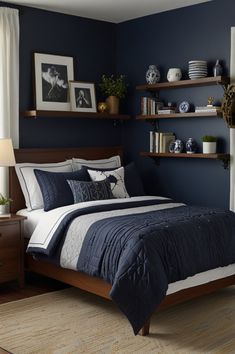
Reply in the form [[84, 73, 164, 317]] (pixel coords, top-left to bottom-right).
[[69, 81, 97, 112], [34, 53, 74, 111]]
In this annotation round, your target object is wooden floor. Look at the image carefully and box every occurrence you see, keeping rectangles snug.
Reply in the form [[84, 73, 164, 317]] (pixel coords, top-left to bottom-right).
[[0, 272, 68, 305]]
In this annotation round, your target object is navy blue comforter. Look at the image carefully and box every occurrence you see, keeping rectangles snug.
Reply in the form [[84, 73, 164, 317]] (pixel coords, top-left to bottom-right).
[[77, 204, 235, 334], [29, 200, 235, 334]]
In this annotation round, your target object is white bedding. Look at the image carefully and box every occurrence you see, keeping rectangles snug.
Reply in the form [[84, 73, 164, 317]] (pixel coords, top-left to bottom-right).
[[21, 196, 235, 295], [17, 208, 45, 238]]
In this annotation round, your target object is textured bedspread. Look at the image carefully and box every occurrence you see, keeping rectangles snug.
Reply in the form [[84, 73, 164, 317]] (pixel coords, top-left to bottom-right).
[[27, 197, 235, 334]]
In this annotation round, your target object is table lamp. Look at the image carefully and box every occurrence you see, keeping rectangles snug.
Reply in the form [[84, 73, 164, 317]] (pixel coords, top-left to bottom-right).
[[0, 138, 16, 217]]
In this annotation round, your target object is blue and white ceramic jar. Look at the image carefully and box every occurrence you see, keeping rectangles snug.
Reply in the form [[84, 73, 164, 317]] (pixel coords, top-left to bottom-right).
[[174, 139, 184, 153], [146, 65, 160, 84], [186, 138, 197, 154]]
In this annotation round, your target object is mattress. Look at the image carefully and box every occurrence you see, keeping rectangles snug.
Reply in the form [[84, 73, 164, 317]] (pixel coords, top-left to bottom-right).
[[18, 205, 235, 296], [17, 208, 45, 238]]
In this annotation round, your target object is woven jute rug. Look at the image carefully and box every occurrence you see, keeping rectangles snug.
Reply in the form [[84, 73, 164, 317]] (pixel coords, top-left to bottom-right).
[[0, 286, 235, 354]]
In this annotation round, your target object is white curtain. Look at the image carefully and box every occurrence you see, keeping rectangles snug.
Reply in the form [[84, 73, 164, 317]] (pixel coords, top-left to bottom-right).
[[0, 7, 19, 196]]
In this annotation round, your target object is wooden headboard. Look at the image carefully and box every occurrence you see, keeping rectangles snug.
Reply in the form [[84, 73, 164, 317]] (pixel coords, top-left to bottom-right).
[[9, 146, 123, 213]]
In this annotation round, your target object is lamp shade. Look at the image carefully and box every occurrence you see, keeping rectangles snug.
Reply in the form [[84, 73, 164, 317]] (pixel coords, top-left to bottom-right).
[[0, 138, 16, 166]]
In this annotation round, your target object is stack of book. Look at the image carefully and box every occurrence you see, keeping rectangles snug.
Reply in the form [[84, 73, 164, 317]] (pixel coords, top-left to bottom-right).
[[141, 97, 163, 115], [150, 131, 175, 153], [195, 105, 221, 113], [157, 107, 176, 114]]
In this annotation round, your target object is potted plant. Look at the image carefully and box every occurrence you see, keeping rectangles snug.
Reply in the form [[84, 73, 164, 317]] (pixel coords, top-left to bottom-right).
[[0, 193, 12, 216], [201, 135, 217, 153], [99, 74, 127, 114]]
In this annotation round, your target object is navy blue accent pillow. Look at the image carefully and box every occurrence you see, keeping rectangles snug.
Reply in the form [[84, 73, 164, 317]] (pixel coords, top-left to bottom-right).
[[124, 162, 145, 197], [82, 162, 145, 197], [67, 178, 114, 203], [34, 168, 91, 211]]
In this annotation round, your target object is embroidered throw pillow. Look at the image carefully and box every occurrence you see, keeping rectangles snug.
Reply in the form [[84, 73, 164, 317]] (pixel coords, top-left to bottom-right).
[[87, 167, 129, 199], [67, 179, 114, 203]]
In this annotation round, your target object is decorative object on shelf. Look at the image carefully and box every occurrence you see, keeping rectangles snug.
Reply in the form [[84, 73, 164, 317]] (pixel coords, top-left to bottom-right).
[[179, 101, 190, 113], [188, 60, 207, 79], [0, 138, 15, 217], [69, 81, 97, 113], [186, 138, 197, 154], [167, 68, 182, 82], [202, 135, 217, 154], [169, 140, 176, 153], [34, 53, 74, 111], [207, 96, 214, 106], [213, 60, 223, 77], [221, 84, 235, 127], [97, 101, 108, 113], [99, 74, 127, 114], [173, 139, 184, 153], [145, 65, 160, 84]]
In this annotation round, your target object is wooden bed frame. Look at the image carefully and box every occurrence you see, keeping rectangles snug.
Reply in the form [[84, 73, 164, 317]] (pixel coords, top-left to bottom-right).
[[9, 146, 235, 336]]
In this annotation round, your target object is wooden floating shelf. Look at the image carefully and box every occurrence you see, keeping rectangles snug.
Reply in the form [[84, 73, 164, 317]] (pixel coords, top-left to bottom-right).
[[140, 151, 230, 169], [136, 111, 222, 120], [136, 76, 229, 91], [21, 110, 131, 120]]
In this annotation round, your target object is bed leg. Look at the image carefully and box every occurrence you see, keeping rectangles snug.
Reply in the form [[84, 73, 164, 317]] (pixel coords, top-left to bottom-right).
[[139, 319, 150, 336]]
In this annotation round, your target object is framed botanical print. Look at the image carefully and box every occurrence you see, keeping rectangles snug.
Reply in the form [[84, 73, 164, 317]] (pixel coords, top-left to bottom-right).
[[34, 53, 74, 111], [69, 81, 97, 113]]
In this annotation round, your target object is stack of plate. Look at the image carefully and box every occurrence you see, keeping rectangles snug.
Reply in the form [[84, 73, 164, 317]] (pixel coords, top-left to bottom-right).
[[188, 60, 207, 79]]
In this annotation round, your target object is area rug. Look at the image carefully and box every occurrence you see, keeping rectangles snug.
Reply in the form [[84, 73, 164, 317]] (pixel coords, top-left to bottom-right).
[[0, 286, 235, 354]]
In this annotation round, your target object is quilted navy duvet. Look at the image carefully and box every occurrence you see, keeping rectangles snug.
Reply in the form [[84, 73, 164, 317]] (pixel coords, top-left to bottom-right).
[[27, 197, 235, 334]]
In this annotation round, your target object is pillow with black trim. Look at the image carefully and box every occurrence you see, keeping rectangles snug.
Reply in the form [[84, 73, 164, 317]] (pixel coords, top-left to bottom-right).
[[87, 166, 129, 199], [67, 178, 113, 203], [15, 161, 73, 210], [72, 155, 121, 171], [34, 168, 91, 211], [83, 163, 145, 197]]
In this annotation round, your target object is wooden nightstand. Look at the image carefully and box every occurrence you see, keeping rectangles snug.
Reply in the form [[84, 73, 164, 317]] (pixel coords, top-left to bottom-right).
[[0, 215, 26, 287]]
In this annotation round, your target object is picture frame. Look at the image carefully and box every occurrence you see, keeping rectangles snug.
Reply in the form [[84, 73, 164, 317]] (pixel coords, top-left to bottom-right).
[[34, 53, 74, 111], [69, 81, 97, 113]]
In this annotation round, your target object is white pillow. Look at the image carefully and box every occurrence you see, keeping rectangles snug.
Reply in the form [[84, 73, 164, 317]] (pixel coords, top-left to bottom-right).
[[87, 167, 129, 199], [15, 161, 73, 210], [72, 155, 121, 171]]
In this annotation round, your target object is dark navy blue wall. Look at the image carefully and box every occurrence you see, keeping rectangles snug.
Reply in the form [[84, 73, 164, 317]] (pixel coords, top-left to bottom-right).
[[1, 0, 234, 208], [0, 2, 121, 148], [116, 0, 235, 209]]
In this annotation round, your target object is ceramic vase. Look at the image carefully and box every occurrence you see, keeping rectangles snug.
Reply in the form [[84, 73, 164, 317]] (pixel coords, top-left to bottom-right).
[[213, 60, 223, 77], [174, 139, 184, 153], [106, 96, 119, 114], [146, 65, 160, 84], [186, 138, 197, 154], [167, 68, 182, 82]]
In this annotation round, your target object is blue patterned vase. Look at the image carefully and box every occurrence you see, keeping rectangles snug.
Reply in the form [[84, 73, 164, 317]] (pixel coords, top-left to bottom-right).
[[174, 139, 184, 153], [186, 138, 197, 154]]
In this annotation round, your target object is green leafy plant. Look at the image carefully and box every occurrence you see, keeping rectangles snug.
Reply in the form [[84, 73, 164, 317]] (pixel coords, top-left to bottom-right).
[[99, 74, 127, 99], [201, 135, 217, 142], [0, 193, 12, 206]]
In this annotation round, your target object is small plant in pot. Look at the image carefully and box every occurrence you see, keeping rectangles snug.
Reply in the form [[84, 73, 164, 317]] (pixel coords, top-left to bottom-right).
[[99, 74, 127, 114], [0, 193, 12, 216], [201, 135, 217, 154]]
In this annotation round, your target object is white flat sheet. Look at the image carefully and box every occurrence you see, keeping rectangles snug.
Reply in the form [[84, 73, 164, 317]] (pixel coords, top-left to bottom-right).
[[167, 263, 235, 295], [17, 208, 45, 238]]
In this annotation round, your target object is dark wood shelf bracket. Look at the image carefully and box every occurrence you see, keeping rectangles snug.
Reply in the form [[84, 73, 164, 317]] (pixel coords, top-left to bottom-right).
[[140, 152, 230, 169]]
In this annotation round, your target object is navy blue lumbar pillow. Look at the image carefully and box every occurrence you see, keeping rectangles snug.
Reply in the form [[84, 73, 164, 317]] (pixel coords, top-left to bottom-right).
[[82, 162, 145, 197], [67, 178, 114, 203], [34, 168, 91, 211]]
